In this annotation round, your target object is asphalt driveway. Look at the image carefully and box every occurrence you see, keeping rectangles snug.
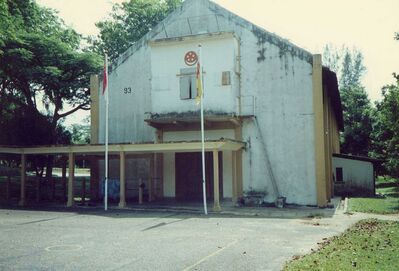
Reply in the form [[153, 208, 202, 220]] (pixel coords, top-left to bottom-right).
[[0, 207, 357, 271]]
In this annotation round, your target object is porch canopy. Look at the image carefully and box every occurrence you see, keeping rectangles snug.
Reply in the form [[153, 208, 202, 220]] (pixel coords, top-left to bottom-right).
[[0, 139, 244, 155], [0, 139, 245, 210]]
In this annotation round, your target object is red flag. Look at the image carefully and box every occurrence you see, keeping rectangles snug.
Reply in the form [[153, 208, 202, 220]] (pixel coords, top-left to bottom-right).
[[102, 55, 108, 95]]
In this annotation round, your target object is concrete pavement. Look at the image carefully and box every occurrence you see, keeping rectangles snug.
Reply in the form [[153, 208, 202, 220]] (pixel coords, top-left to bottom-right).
[[0, 203, 372, 271]]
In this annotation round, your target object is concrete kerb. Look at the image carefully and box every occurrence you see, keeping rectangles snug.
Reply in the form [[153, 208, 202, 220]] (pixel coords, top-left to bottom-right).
[[109, 203, 339, 219], [1, 198, 343, 219]]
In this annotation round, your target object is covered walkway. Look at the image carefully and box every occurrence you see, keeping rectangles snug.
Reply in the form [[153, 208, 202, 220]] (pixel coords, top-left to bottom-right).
[[0, 139, 245, 211]]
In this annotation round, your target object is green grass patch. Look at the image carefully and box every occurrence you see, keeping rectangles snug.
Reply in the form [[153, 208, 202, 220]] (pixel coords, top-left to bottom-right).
[[349, 186, 399, 214], [284, 219, 399, 271], [376, 176, 398, 185]]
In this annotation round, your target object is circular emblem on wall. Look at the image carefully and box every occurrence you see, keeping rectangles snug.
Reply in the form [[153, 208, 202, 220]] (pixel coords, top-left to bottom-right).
[[184, 51, 198, 66]]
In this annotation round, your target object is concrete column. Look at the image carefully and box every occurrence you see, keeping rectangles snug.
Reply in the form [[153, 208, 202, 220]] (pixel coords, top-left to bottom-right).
[[67, 152, 75, 207], [81, 178, 86, 204], [118, 151, 126, 208], [213, 150, 221, 212], [231, 151, 238, 204], [6, 175, 11, 201], [18, 154, 26, 206], [234, 126, 243, 198], [50, 177, 55, 201], [90, 75, 99, 144], [148, 154, 154, 202], [35, 177, 40, 202], [62, 159, 67, 201], [155, 129, 164, 199], [90, 156, 99, 202]]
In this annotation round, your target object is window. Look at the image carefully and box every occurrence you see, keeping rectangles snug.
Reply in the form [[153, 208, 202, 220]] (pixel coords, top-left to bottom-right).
[[222, 71, 231, 85], [179, 67, 197, 100], [335, 167, 343, 182]]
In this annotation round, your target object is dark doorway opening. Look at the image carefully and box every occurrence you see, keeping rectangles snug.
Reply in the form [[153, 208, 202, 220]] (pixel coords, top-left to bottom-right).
[[175, 152, 223, 201]]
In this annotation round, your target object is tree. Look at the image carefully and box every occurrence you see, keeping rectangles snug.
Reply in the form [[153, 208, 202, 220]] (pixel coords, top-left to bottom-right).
[[91, 0, 181, 60], [370, 32, 399, 177], [0, 0, 102, 176], [323, 45, 373, 156], [0, 1, 101, 144], [70, 117, 90, 144], [371, 74, 399, 177]]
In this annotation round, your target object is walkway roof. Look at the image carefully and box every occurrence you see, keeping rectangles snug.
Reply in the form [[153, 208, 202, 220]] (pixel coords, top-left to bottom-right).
[[0, 139, 245, 155]]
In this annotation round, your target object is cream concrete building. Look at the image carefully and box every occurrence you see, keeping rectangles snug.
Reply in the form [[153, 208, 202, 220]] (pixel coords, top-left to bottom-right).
[[0, 0, 343, 209], [91, 0, 343, 208]]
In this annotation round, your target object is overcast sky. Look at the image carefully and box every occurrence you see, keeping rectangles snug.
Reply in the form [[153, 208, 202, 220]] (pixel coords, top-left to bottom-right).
[[37, 0, 399, 124]]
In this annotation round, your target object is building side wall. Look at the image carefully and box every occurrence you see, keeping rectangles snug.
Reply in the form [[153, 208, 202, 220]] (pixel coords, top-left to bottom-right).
[[98, 46, 154, 144], [237, 29, 316, 205], [97, 0, 319, 205], [332, 157, 374, 196]]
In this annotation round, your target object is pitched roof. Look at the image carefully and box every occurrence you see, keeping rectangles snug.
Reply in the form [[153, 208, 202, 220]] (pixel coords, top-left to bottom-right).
[[109, 0, 313, 72]]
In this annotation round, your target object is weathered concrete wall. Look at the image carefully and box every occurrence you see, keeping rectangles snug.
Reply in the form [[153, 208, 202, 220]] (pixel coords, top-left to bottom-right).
[[148, 0, 317, 204], [150, 35, 238, 114], [98, 46, 154, 144], [98, 158, 149, 199], [98, 0, 317, 205], [332, 157, 374, 196]]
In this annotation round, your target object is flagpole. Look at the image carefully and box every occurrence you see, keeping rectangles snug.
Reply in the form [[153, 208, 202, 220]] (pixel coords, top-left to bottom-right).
[[104, 54, 109, 211], [199, 45, 208, 215]]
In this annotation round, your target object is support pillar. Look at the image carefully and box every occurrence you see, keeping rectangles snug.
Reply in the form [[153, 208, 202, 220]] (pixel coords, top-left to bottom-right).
[[35, 177, 40, 202], [155, 129, 164, 199], [148, 154, 154, 202], [50, 177, 55, 201], [90, 156, 99, 202], [62, 159, 67, 201], [234, 126, 243, 199], [213, 150, 221, 212], [81, 178, 86, 204], [231, 151, 238, 204], [18, 154, 26, 206], [67, 152, 75, 207], [118, 151, 126, 208], [6, 175, 11, 201]]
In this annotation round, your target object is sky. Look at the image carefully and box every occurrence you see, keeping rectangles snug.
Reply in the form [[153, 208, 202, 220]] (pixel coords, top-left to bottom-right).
[[36, 0, 399, 124]]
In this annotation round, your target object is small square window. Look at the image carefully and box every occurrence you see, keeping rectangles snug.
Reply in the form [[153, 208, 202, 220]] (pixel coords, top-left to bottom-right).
[[222, 71, 231, 85], [335, 167, 343, 182]]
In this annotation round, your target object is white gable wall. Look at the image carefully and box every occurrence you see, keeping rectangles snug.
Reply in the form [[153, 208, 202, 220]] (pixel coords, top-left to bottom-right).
[[150, 35, 238, 114], [99, 46, 154, 144], [98, 0, 318, 205]]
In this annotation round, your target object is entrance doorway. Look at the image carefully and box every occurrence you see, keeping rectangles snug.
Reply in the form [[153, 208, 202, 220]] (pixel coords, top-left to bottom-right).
[[175, 152, 222, 201]]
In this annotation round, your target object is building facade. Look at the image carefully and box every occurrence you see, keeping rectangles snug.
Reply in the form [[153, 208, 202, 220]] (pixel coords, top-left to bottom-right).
[[91, 0, 343, 207]]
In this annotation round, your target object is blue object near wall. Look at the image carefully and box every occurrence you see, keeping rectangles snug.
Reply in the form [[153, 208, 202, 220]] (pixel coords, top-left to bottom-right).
[[99, 179, 120, 200]]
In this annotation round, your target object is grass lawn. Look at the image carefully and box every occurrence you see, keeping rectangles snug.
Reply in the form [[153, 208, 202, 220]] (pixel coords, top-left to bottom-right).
[[284, 219, 399, 271], [349, 186, 399, 214]]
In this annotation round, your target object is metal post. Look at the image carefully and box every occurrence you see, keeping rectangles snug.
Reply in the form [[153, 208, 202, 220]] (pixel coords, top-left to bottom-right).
[[139, 178, 143, 205], [199, 44, 208, 215], [6, 175, 11, 201], [104, 54, 109, 211], [18, 153, 26, 206]]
